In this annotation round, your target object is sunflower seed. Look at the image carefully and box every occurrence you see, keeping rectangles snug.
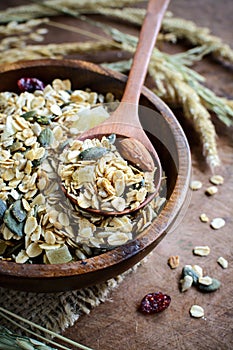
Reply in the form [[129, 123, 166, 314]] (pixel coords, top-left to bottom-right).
[[180, 275, 193, 292]]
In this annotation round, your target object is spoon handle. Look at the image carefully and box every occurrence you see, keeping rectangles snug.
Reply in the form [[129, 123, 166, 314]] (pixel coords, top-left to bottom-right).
[[121, 0, 170, 106]]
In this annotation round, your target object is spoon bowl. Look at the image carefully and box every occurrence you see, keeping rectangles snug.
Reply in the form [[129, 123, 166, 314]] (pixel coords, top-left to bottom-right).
[[60, 102, 162, 217], [62, 0, 170, 216]]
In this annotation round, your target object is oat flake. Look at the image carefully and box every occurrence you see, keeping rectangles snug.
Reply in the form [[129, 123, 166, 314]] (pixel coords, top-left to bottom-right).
[[190, 305, 204, 318], [205, 186, 218, 195], [217, 256, 228, 269], [199, 213, 209, 223], [190, 180, 202, 190], [193, 246, 210, 256], [210, 218, 225, 230], [209, 175, 224, 185]]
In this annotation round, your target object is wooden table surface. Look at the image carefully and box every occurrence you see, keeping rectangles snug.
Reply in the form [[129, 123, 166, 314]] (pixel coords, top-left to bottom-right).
[[0, 1, 232, 349]]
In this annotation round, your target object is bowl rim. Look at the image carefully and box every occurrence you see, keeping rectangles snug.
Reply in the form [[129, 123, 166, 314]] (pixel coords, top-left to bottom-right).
[[0, 59, 191, 279]]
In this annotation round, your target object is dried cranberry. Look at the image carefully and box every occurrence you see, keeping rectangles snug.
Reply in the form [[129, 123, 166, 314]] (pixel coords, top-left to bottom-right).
[[138, 291, 171, 314], [17, 77, 45, 93]]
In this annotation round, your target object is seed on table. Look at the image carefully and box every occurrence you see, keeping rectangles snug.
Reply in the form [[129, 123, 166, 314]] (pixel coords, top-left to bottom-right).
[[168, 255, 180, 269], [217, 256, 228, 269], [205, 186, 218, 196], [209, 175, 224, 185], [198, 276, 213, 286], [190, 180, 202, 190], [210, 217, 225, 230], [190, 305, 204, 318], [182, 265, 199, 284], [180, 275, 193, 292], [199, 213, 209, 223], [198, 278, 221, 292], [192, 265, 203, 278], [193, 246, 210, 256]]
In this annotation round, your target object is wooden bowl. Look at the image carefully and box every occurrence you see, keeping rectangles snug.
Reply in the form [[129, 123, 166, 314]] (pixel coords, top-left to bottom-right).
[[0, 59, 191, 292]]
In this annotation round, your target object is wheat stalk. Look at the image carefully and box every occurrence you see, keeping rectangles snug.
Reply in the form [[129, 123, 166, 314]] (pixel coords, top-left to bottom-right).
[[0, 307, 94, 350]]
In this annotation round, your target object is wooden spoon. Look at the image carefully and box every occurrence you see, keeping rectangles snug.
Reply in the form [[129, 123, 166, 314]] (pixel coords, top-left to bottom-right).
[[64, 0, 170, 216]]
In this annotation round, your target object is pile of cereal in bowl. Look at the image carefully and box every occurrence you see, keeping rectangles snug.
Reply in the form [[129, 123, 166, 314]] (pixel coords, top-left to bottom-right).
[[59, 135, 156, 213], [0, 78, 166, 264]]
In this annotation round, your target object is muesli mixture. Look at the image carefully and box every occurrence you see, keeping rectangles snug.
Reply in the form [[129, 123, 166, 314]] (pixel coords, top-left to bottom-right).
[[0, 78, 166, 264], [59, 135, 156, 213]]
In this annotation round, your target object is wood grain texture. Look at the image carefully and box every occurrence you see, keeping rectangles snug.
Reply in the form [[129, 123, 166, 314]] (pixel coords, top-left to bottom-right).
[[60, 1, 232, 349]]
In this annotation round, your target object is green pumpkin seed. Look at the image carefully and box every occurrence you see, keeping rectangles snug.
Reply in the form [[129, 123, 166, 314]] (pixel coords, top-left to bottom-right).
[[182, 265, 199, 285], [107, 133, 116, 144], [0, 199, 7, 224], [38, 128, 54, 147], [9, 141, 24, 153], [78, 147, 108, 160], [21, 110, 37, 121], [198, 278, 221, 292], [11, 200, 27, 222], [46, 245, 73, 264], [3, 208, 25, 237]]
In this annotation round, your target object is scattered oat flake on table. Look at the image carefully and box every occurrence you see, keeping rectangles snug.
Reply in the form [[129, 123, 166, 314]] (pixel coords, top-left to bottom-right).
[[200, 213, 209, 223], [167, 255, 180, 269], [198, 278, 221, 292], [205, 186, 218, 195], [192, 265, 203, 278], [217, 256, 228, 269], [198, 276, 213, 286], [210, 217, 226, 230], [193, 246, 210, 256], [190, 180, 202, 190], [190, 305, 204, 318], [209, 175, 224, 185]]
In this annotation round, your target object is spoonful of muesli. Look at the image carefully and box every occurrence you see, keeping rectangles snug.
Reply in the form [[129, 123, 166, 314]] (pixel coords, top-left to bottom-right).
[[60, 0, 170, 216]]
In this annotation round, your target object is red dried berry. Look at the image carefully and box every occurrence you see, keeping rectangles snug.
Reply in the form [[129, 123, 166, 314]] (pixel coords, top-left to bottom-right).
[[17, 77, 45, 93], [138, 291, 171, 314]]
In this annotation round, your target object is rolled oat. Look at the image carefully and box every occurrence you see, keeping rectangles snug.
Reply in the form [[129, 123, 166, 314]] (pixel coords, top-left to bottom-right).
[[0, 78, 166, 264]]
